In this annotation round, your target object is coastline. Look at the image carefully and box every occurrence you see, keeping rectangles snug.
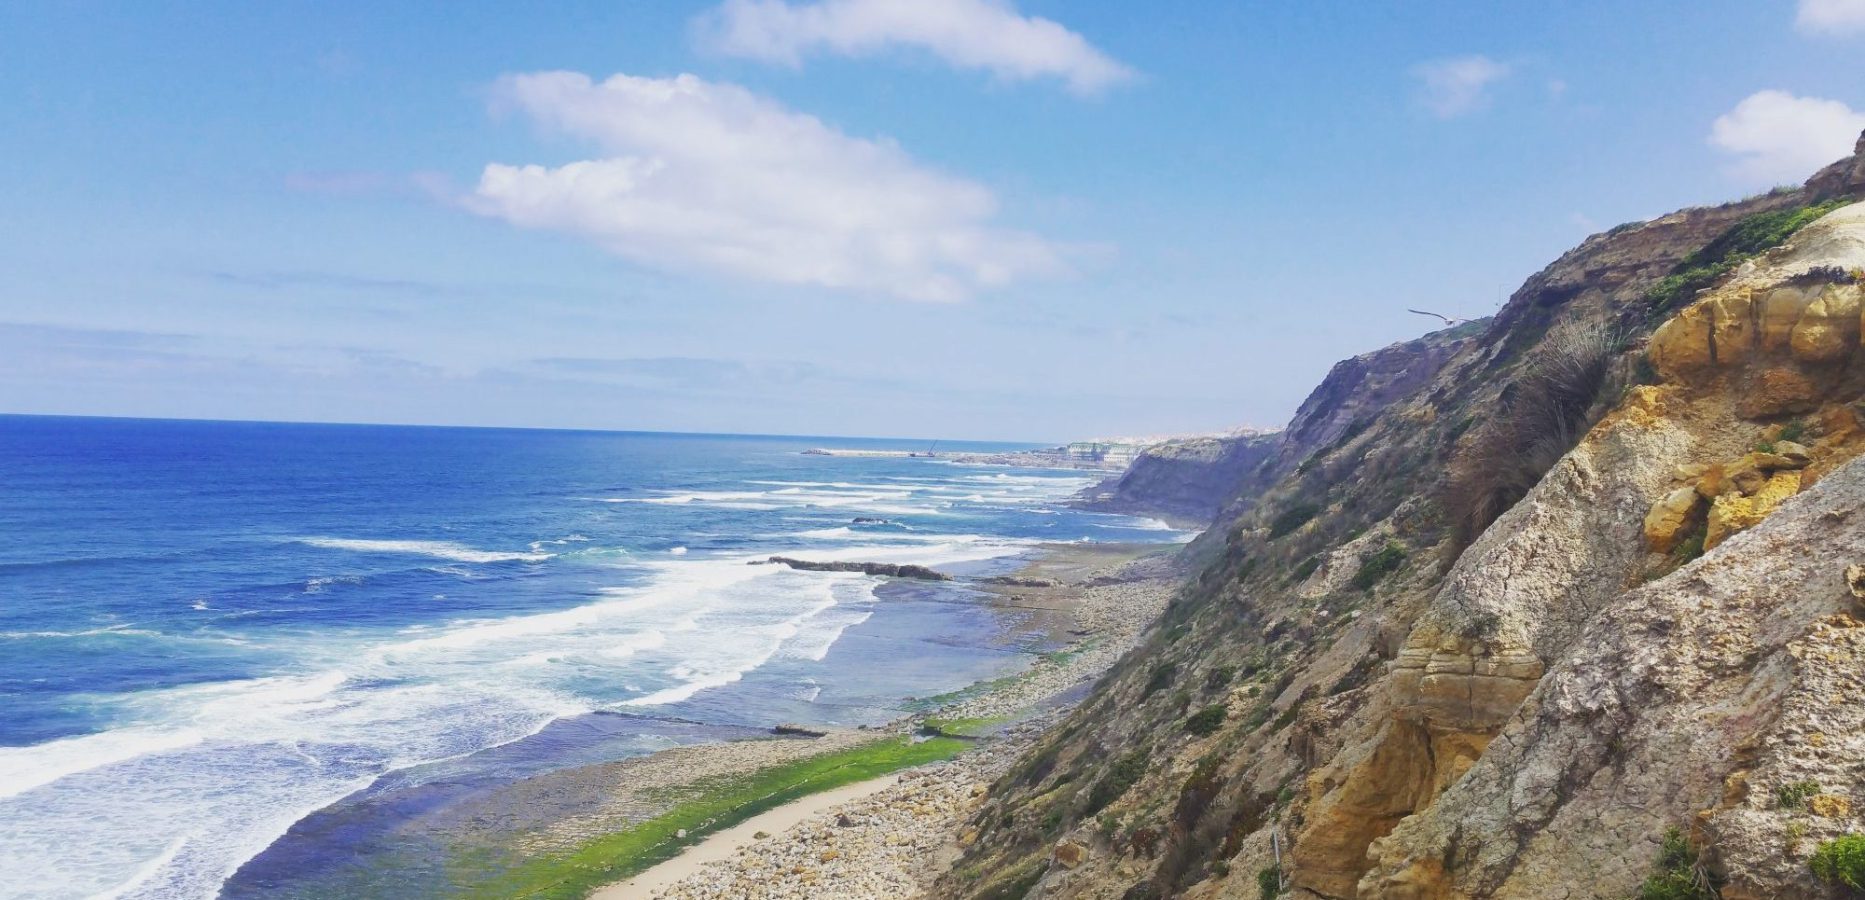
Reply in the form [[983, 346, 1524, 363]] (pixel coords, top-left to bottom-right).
[[221, 539, 1183, 899], [585, 540, 1184, 899]]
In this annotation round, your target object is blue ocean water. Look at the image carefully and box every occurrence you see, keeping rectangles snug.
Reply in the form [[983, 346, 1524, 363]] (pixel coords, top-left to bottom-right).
[[0, 416, 1180, 899]]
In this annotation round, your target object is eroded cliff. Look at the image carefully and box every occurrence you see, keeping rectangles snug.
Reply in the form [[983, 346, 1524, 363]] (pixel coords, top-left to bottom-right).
[[941, 133, 1865, 900]]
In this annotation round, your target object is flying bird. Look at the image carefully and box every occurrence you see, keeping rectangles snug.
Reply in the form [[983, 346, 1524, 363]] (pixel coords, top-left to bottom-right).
[[1407, 309, 1462, 327]]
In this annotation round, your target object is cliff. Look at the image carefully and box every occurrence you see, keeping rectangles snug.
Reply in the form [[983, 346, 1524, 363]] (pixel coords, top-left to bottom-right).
[[1076, 433, 1282, 528], [941, 131, 1865, 900], [1080, 327, 1482, 533]]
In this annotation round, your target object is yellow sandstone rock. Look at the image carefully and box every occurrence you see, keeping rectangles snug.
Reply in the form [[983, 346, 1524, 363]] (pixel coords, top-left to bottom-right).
[[1696, 462, 1735, 499], [1759, 286, 1810, 353], [1706, 471, 1802, 549], [1739, 366, 1821, 418], [1649, 304, 1715, 378], [1709, 289, 1758, 364], [1810, 793, 1852, 818], [1644, 487, 1704, 553], [1789, 284, 1863, 362]]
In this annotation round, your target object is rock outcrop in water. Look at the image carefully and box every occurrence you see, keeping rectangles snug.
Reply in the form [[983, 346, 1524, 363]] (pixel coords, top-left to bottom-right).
[[758, 557, 951, 581], [940, 132, 1865, 900]]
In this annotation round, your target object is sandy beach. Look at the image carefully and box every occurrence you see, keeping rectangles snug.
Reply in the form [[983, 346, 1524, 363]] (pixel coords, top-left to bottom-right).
[[594, 772, 906, 898], [584, 541, 1183, 899]]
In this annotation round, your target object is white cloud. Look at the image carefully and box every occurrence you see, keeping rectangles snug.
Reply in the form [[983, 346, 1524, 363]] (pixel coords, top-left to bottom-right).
[[1412, 55, 1511, 119], [1797, 0, 1865, 35], [694, 0, 1133, 96], [1709, 90, 1865, 186], [466, 71, 1063, 302]]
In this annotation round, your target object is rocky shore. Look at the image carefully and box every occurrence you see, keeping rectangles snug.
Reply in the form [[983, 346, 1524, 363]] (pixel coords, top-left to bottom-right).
[[617, 544, 1183, 899]]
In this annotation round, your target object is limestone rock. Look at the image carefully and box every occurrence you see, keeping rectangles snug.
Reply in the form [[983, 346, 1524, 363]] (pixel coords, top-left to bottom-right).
[[1359, 456, 1865, 899], [1847, 563, 1865, 601], [1644, 487, 1704, 553], [1706, 471, 1802, 549], [1053, 839, 1086, 869]]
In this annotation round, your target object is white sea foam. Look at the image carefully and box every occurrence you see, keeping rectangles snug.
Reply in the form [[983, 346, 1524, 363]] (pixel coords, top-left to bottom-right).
[[0, 461, 1125, 899], [0, 727, 207, 800], [297, 537, 552, 564]]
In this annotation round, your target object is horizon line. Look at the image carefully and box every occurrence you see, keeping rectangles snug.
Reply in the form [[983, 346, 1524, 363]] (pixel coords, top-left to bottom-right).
[[0, 410, 1060, 449]]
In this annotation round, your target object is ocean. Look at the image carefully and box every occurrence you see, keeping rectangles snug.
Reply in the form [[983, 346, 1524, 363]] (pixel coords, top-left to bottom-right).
[[0, 416, 1181, 899]]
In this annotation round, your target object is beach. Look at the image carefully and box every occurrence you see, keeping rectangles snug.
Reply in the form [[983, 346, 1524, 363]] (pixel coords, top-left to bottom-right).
[[573, 541, 1182, 899]]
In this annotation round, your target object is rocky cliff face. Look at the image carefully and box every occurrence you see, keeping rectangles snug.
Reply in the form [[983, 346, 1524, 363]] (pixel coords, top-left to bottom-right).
[[1080, 327, 1481, 535], [942, 133, 1865, 900], [1077, 434, 1282, 528]]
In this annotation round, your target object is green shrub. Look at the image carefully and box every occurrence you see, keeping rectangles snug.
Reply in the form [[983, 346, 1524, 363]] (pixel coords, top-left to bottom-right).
[[1257, 865, 1282, 898], [1184, 704, 1228, 736], [1777, 779, 1821, 810], [1811, 834, 1865, 892], [1205, 665, 1237, 691], [1082, 748, 1150, 815], [1267, 503, 1320, 539], [1350, 544, 1406, 591], [1142, 661, 1177, 698], [1289, 556, 1321, 583], [1636, 827, 1717, 900], [1780, 420, 1809, 444], [1647, 198, 1853, 312]]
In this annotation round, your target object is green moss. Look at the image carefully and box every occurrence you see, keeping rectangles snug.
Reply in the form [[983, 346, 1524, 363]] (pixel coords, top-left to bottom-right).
[[920, 715, 1007, 738], [470, 735, 966, 899], [1183, 704, 1228, 736], [1811, 834, 1865, 892], [1350, 544, 1406, 591]]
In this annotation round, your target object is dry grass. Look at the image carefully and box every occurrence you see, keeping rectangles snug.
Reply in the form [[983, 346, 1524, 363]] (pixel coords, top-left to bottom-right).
[[1444, 322, 1623, 548]]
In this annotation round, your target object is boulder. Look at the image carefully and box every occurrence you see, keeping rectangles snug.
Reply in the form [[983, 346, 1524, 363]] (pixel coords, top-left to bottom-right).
[[1789, 284, 1862, 363], [1649, 304, 1714, 378], [1774, 440, 1814, 466], [1053, 839, 1087, 869], [1709, 290, 1758, 364], [1644, 487, 1704, 553], [1706, 471, 1803, 549]]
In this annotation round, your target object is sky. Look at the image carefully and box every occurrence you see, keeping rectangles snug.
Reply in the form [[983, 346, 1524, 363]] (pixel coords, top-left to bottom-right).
[[3, 1, 1865, 442]]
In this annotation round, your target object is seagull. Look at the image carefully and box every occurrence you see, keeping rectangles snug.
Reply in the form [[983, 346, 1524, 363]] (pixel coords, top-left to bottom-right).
[[1407, 309, 1463, 327]]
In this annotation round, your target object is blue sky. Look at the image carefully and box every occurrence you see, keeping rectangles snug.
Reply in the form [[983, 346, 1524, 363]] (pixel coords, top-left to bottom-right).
[[3, 0, 1864, 441]]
